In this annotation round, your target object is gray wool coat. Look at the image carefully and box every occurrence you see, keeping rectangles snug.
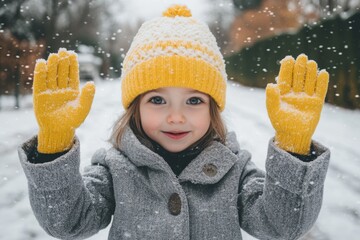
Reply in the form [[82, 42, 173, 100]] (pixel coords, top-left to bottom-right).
[[18, 128, 330, 240]]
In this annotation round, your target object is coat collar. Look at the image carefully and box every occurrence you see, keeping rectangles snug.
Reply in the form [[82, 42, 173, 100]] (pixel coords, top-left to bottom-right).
[[119, 127, 240, 184]]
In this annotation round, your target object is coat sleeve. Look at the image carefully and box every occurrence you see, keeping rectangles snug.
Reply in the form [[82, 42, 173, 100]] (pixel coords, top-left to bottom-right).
[[237, 138, 330, 240], [18, 136, 115, 240]]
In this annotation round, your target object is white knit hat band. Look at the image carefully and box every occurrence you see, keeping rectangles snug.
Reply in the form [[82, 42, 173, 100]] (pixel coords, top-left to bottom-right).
[[122, 40, 226, 80]]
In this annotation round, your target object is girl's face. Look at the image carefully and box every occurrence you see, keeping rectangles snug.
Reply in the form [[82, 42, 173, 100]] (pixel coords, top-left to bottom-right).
[[140, 87, 211, 153]]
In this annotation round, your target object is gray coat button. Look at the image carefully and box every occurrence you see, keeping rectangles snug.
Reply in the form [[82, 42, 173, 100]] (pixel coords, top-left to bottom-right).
[[203, 163, 217, 177], [168, 193, 181, 215]]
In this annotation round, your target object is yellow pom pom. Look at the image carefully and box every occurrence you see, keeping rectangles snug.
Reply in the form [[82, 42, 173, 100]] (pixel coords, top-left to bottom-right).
[[162, 5, 192, 17]]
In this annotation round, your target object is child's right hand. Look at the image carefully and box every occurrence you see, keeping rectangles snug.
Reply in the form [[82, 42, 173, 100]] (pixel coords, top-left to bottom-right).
[[33, 48, 95, 153]]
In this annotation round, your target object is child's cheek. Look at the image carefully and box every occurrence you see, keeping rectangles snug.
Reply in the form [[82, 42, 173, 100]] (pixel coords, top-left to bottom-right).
[[140, 109, 163, 134]]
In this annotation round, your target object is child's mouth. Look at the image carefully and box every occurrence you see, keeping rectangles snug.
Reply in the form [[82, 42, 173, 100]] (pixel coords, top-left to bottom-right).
[[162, 131, 190, 140]]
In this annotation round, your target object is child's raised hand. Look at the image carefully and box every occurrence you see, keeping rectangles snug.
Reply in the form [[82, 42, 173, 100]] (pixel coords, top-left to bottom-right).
[[266, 54, 329, 155], [33, 48, 95, 153]]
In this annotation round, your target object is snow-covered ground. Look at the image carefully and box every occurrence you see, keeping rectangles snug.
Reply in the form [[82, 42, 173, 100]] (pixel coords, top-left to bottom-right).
[[0, 80, 359, 239]]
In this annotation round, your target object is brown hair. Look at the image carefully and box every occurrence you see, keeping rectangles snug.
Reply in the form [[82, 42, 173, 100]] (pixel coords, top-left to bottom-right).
[[110, 95, 227, 150]]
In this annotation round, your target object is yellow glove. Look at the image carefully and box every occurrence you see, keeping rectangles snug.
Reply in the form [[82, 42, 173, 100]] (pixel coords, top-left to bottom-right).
[[33, 48, 95, 153], [266, 54, 329, 155]]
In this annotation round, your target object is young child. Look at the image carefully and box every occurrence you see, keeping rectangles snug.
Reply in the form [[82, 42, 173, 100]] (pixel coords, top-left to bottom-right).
[[18, 5, 330, 240]]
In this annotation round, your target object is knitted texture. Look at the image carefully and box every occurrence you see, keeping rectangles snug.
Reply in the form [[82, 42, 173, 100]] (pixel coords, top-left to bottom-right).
[[18, 128, 330, 239], [121, 5, 227, 111], [33, 48, 95, 153], [266, 54, 329, 155]]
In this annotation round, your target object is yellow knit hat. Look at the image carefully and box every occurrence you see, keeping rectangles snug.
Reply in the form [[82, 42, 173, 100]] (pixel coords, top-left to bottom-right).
[[121, 5, 227, 111]]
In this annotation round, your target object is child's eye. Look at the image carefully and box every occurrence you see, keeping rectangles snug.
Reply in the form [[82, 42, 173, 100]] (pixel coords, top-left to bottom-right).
[[187, 97, 203, 105], [149, 96, 166, 104]]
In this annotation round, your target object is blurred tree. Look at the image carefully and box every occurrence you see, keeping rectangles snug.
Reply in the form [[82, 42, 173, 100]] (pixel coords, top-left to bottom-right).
[[233, 0, 262, 10], [0, 0, 30, 40], [0, 0, 100, 108], [0, 0, 48, 108], [226, 11, 360, 109], [95, 0, 127, 78], [0, 0, 104, 54], [227, 0, 302, 54], [205, 0, 235, 54], [0, 31, 45, 109], [297, 0, 359, 19]]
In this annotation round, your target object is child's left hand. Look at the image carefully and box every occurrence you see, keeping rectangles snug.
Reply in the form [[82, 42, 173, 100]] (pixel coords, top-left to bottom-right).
[[266, 54, 329, 155]]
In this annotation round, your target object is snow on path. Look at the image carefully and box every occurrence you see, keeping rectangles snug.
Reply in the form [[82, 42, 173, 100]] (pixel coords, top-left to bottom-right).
[[0, 80, 359, 239]]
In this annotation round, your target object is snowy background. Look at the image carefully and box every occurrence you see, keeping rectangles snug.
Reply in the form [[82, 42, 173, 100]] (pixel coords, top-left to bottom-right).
[[1, 0, 360, 239], [1, 79, 360, 240]]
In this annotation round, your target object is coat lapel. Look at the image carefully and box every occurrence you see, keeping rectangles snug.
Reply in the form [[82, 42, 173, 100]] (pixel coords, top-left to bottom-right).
[[120, 127, 240, 184], [119, 127, 170, 172], [178, 140, 238, 184]]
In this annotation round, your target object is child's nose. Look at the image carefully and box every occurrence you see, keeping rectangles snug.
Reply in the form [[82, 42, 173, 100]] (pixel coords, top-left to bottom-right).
[[167, 109, 185, 124]]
